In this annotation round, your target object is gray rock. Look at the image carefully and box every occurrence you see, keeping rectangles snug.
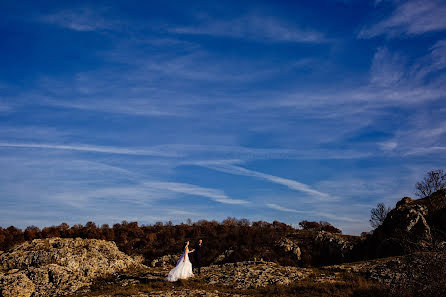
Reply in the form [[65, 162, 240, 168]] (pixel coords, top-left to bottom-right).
[[314, 231, 354, 263], [0, 272, 35, 297], [276, 238, 301, 260], [382, 198, 432, 246], [0, 238, 146, 296]]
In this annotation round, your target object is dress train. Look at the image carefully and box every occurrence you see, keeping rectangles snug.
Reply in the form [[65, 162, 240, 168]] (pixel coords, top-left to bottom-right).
[[166, 250, 194, 281]]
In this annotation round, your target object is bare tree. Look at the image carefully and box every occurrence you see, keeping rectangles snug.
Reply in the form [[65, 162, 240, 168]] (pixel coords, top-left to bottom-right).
[[370, 203, 391, 228], [415, 169, 446, 198]]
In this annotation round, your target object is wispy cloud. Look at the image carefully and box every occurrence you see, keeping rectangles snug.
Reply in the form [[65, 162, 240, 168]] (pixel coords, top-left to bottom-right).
[[266, 203, 363, 223], [172, 145, 371, 161], [53, 185, 164, 208], [266, 203, 306, 213], [0, 140, 372, 163], [269, 43, 446, 119], [359, 0, 446, 38], [197, 163, 331, 200], [143, 181, 248, 204], [411, 39, 446, 81], [170, 14, 328, 43], [273, 83, 445, 113], [370, 47, 405, 87], [404, 146, 446, 156], [376, 111, 446, 157], [0, 142, 180, 157], [39, 8, 115, 31], [44, 98, 184, 117]]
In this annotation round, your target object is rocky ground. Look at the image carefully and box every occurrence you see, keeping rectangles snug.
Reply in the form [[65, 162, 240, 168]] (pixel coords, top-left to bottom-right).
[[87, 253, 445, 297], [1, 237, 445, 296], [81, 261, 368, 297], [0, 238, 145, 297]]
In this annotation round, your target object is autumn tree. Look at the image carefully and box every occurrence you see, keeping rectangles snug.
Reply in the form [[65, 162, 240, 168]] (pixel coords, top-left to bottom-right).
[[24, 226, 41, 241], [415, 169, 446, 198], [298, 220, 342, 233]]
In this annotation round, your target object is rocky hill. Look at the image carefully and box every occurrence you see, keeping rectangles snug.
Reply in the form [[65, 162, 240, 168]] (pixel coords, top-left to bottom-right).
[[351, 189, 446, 260], [0, 238, 145, 297]]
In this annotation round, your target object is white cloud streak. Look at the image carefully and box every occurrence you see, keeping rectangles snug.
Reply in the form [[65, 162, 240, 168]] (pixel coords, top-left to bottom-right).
[[266, 203, 306, 213], [359, 0, 446, 38], [0, 142, 180, 157], [403, 146, 446, 156], [44, 98, 182, 117], [197, 163, 331, 200], [143, 181, 248, 204], [0, 141, 372, 162], [39, 8, 114, 31], [268, 42, 446, 121], [170, 14, 328, 43], [266, 203, 363, 223]]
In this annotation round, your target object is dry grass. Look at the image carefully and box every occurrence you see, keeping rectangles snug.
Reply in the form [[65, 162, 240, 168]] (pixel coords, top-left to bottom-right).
[[65, 270, 392, 297]]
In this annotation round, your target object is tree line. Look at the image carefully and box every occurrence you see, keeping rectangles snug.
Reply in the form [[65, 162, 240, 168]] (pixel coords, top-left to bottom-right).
[[0, 218, 343, 267]]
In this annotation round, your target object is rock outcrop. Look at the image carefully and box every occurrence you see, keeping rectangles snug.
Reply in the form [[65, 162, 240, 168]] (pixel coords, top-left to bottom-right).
[[326, 251, 446, 296], [276, 238, 301, 261], [391, 197, 432, 241], [353, 190, 446, 259], [0, 237, 146, 297], [313, 231, 355, 264]]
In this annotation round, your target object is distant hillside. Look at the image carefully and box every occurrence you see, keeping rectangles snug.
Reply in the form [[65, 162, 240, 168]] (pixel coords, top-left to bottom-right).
[[0, 218, 350, 267], [2, 190, 445, 268]]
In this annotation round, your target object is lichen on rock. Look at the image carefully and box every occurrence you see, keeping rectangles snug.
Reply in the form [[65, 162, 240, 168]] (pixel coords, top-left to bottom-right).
[[0, 237, 146, 296]]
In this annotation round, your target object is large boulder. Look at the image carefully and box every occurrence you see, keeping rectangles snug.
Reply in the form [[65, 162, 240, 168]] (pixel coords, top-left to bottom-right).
[[0, 238, 146, 296], [313, 231, 355, 265], [276, 238, 301, 261], [391, 197, 431, 241], [357, 191, 446, 259], [373, 196, 432, 257]]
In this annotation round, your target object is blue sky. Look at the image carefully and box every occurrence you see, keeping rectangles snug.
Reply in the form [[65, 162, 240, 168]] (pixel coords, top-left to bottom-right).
[[1, 0, 445, 234]]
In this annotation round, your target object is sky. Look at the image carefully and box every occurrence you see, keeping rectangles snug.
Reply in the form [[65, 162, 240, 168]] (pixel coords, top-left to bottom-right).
[[0, 0, 445, 234]]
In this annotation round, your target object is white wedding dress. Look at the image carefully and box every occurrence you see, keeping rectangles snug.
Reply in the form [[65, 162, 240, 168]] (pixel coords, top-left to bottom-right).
[[166, 247, 194, 282]]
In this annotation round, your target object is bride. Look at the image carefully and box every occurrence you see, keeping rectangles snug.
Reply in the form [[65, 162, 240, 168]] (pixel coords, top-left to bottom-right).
[[166, 240, 194, 282]]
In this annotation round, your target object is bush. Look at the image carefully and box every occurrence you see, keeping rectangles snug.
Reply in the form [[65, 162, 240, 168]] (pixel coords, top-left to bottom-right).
[[299, 220, 342, 234]]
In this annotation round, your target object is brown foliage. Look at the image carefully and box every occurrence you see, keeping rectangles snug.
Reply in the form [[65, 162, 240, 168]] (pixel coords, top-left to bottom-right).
[[299, 220, 342, 233]]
